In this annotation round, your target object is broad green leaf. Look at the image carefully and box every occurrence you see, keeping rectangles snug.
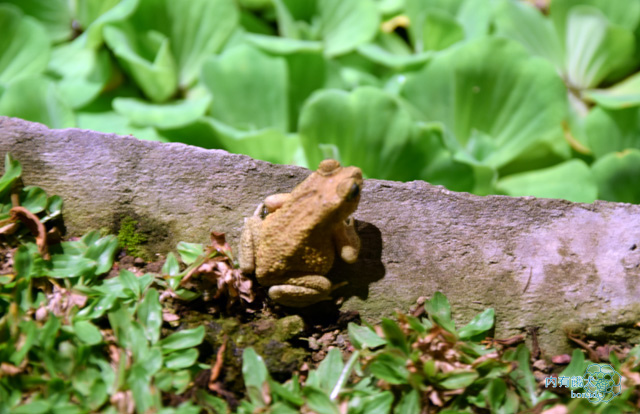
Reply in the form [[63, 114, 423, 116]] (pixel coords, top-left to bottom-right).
[[592, 149, 640, 204], [73, 320, 103, 345], [357, 43, 432, 70], [202, 44, 289, 132], [129, 323, 151, 361], [271, 0, 305, 39], [14, 245, 33, 281], [11, 320, 37, 364], [164, 348, 198, 370], [317, 0, 379, 57], [0, 153, 21, 195], [0, 4, 50, 85], [1, 0, 72, 43], [138, 288, 162, 344], [197, 391, 230, 414], [38, 314, 60, 350], [47, 254, 97, 278], [303, 386, 339, 414], [438, 370, 479, 389], [487, 378, 507, 411], [108, 303, 134, 347], [0, 76, 75, 129], [585, 106, 640, 158], [455, 0, 493, 39], [11, 400, 51, 414], [458, 308, 494, 340], [496, 160, 597, 203], [405, 0, 488, 51], [76, 111, 165, 142], [84, 234, 118, 275], [381, 318, 409, 355], [316, 348, 343, 393], [421, 10, 464, 51], [242, 348, 269, 407], [282, 51, 329, 132], [43, 195, 63, 222], [113, 96, 211, 129], [402, 37, 567, 169], [48, 40, 113, 109], [584, 72, 640, 109], [551, 0, 640, 35], [359, 391, 394, 414], [300, 87, 430, 181], [564, 6, 635, 89], [103, 25, 178, 102], [426, 292, 451, 321], [507, 345, 538, 406], [20, 186, 47, 214], [427, 292, 456, 334], [127, 363, 155, 413], [494, 0, 564, 69], [369, 353, 409, 384], [81, 0, 140, 49], [130, 0, 239, 87], [76, 0, 121, 29], [202, 118, 300, 165], [268, 378, 304, 406], [394, 389, 420, 414], [162, 252, 180, 276], [246, 34, 323, 54], [159, 325, 205, 353], [176, 242, 203, 265], [119, 269, 141, 298], [348, 322, 386, 350], [559, 349, 588, 378]]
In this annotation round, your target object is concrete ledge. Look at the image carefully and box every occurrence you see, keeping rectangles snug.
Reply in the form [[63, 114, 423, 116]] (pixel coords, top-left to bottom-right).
[[2, 116, 639, 354]]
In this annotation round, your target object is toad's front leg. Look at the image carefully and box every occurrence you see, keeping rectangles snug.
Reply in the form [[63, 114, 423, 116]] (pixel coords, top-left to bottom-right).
[[333, 217, 361, 264]]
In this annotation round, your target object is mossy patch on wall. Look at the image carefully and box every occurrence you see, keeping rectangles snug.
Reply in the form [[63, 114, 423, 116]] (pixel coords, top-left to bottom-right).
[[117, 216, 148, 259]]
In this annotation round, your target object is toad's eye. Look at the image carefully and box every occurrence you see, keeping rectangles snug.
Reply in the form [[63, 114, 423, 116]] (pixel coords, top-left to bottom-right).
[[346, 183, 360, 201]]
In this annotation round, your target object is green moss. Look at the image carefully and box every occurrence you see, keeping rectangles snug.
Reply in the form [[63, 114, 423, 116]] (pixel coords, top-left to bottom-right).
[[117, 216, 148, 258]]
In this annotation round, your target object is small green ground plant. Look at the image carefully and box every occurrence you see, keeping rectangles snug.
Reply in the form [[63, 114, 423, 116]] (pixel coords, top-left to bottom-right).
[[237, 293, 640, 413]]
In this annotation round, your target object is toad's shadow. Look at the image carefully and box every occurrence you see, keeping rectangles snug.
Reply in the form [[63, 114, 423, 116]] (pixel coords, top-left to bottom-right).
[[293, 220, 385, 321]]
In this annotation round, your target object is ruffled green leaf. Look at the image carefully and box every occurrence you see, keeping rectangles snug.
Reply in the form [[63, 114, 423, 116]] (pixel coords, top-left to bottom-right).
[[585, 106, 640, 158], [592, 149, 640, 204], [402, 37, 567, 169], [317, 0, 379, 56], [0, 4, 50, 85], [113, 96, 210, 129], [48, 40, 113, 109], [1, 0, 72, 43], [496, 160, 597, 203], [202, 44, 289, 132], [103, 25, 178, 102], [584, 72, 640, 108], [300, 87, 433, 180], [0, 75, 75, 129]]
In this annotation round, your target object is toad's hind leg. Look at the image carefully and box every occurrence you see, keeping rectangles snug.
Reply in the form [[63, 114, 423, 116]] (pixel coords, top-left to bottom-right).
[[268, 275, 333, 307]]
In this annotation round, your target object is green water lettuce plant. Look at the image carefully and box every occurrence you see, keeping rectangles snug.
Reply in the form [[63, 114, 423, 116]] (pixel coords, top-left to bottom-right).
[[402, 37, 570, 194], [1, 0, 640, 204], [494, 0, 639, 94]]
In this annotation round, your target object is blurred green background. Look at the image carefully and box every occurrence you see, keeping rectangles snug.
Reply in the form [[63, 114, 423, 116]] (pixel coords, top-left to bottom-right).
[[1, 0, 639, 204]]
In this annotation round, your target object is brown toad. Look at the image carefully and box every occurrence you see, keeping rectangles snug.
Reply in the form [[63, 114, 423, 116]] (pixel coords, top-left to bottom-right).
[[239, 159, 363, 307]]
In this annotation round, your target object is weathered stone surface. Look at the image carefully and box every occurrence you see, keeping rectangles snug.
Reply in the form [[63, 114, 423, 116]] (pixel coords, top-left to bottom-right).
[[2, 116, 639, 354]]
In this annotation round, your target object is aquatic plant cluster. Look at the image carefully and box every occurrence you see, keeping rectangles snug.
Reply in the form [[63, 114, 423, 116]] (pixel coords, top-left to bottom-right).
[[0, 0, 639, 203]]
